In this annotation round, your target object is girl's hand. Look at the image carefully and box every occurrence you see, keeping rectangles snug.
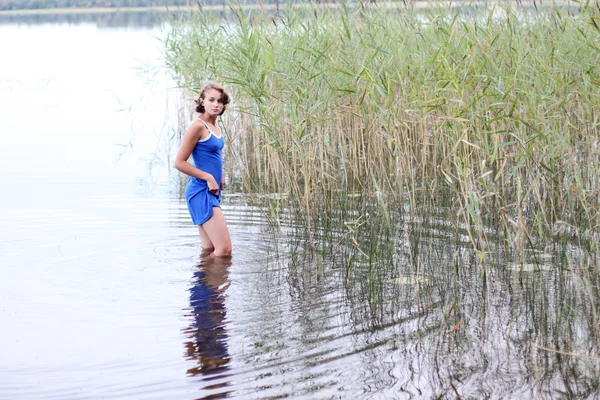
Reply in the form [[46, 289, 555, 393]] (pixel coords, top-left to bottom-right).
[[207, 176, 220, 195]]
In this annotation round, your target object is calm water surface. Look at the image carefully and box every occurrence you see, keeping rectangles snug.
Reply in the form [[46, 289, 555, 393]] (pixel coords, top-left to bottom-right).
[[1, 15, 599, 400]]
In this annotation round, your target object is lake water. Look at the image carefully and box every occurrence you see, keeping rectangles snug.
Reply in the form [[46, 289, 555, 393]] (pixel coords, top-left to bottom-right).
[[0, 16, 276, 400], [1, 11, 599, 400]]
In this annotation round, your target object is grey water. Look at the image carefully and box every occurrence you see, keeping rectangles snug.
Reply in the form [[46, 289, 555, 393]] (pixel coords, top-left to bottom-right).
[[1, 12, 600, 400]]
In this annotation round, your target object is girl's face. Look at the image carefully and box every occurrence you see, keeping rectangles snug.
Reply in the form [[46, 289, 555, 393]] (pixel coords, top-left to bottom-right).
[[201, 88, 225, 116]]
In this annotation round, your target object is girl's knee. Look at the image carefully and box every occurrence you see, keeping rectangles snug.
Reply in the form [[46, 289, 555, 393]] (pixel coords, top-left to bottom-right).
[[201, 247, 215, 257], [214, 244, 232, 257]]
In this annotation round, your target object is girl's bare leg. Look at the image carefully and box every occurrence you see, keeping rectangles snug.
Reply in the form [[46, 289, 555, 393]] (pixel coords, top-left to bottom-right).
[[200, 207, 232, 257], [197, 225, 214, 252]]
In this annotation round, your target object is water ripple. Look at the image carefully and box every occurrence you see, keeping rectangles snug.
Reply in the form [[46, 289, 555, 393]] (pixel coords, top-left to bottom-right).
[[2, 194, 594, 399]]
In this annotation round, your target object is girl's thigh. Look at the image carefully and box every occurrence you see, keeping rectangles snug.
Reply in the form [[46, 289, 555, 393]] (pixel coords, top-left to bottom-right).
[[197, 225, 214, 251], [201, 207, 231, 256]]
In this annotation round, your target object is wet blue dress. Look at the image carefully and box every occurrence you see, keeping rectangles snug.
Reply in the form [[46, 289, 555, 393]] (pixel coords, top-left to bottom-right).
[[185, 118, 224, 225]]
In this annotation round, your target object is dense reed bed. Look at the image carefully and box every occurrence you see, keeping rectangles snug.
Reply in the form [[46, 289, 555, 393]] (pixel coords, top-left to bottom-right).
[[165, 1, 600, 250]]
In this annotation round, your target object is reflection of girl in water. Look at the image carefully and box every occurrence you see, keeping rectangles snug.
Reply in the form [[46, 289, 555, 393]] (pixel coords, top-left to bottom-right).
[[183, 253, 232, 381]]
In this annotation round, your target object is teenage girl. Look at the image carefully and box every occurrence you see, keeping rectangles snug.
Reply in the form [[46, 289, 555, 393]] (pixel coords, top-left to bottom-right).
[[175, 83, 232, 257]]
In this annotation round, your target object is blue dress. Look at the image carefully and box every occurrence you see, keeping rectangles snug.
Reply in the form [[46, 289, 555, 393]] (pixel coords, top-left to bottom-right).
[[185, 118, 224, 225]]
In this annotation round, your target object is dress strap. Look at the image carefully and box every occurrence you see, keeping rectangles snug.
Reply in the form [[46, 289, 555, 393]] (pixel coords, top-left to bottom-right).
[[196, 117, 211, 130], [196, 117, 222, 138]]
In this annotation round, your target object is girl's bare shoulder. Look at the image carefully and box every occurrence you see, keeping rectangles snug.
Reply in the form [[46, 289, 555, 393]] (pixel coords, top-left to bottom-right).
[[186, 118, 210, 140]]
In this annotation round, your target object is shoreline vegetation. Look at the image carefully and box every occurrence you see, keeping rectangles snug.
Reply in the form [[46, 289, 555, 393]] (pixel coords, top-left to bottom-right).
[[164, 0, 600, 253], [0, 0, 566, 15], [0, 5, 185, 14], [0, 1, 446, 15]]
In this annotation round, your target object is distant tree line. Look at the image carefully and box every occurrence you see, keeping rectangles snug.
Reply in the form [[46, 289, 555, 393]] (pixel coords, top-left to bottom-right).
[[0, 0, 192, 10], [0, 0, 290, 11]]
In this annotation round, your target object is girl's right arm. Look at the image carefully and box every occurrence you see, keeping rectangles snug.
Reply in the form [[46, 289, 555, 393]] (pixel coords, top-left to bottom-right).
[[174, 121, 219, 193]]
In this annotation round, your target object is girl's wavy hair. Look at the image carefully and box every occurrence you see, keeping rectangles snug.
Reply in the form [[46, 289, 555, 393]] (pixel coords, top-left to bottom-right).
[[195, 82, 230, 115]]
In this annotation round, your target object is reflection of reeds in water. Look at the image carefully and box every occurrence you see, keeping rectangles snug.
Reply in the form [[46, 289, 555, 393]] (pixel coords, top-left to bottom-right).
[[266, 199, 600, 396]]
